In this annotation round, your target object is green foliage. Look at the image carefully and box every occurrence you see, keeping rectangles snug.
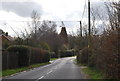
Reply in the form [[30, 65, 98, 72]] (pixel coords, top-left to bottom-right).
[[7, 45, 30, 53], [14, 37, 24, 45], [39, 42, 51, 51], [50, 58, 58, 61], [82, 67, 104, 79], [59, 50, 75, 57], [2, 67, 28, 77]]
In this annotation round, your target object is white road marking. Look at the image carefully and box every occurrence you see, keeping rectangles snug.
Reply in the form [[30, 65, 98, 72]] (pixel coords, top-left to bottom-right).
[[38, 76, 44, 79], [47, 70, 53, 74], [36, 70, 53, 81], [36, 76, 44, 81]]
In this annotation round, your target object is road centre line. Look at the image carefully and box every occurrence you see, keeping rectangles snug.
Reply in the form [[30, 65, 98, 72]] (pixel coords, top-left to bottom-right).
[[47, 70, 53, 74], [38, 76, 44, 79], [36, 76, 44, 81]]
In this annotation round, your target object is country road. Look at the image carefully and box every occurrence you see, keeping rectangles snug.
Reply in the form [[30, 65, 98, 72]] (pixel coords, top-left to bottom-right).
[[3, 57, 84, 81]]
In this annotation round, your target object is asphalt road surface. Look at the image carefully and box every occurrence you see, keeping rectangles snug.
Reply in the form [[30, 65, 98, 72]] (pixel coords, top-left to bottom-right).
[[3, 57, 84, 80]]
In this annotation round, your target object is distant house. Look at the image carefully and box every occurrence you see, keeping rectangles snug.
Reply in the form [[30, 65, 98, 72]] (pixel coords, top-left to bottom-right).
[[0, 34, 14, 42], [0, 29, 14, 50], [0, 34, 14, 50], [0, 29, 3, 35]]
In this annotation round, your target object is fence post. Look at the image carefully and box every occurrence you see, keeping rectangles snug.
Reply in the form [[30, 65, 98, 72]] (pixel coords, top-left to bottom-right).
[[28, 49, 31, 66], [6, 52, 9, 69]]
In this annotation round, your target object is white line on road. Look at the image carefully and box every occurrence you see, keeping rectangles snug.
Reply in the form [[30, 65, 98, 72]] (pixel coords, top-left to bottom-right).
[[36, 76, 44, 81], [36, 70, 53, 81], [38, 76, 44, 79], [47, 70, 53, 74]]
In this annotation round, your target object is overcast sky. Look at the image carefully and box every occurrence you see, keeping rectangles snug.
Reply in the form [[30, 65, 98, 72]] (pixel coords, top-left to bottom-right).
[[0, 0, 117, 36]]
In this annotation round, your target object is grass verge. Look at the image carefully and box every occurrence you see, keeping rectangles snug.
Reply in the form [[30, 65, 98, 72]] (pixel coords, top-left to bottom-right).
[[82, 66, 104, 79], [2, 62, 50, 77], [50, 58, 58, 61]]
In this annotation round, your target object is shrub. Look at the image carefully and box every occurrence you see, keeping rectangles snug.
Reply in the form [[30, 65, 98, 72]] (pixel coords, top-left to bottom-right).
[[100, 31, 118, 79], [38, 42, 51, 51], [49, 52, 56, 58], [42, 51, 50, 62], [77, 47, 88, 64], [77, 30, 119, 79]]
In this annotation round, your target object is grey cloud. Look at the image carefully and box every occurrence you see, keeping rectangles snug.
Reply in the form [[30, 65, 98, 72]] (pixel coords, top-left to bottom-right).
[[65, 10, 83, 21], [1, 2, 43, 17]]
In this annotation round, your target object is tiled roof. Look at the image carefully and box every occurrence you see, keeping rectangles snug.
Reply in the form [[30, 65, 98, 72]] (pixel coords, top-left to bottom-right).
[[0, 34, 14, 41]]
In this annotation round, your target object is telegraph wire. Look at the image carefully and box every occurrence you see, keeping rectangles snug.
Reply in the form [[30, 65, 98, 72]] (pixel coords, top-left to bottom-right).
[[0, 20, 81, 22], [81, 0, 87, 21], [3, 22, 20, 37]]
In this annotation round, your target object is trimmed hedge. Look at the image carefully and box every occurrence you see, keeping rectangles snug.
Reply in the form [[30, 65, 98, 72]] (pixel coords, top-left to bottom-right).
[[30, 47, 50, 64], [42, 51, 50, 62], [7, 45, 30, 67], [50, 52, 56, 58], [3, 45, 50, 70], [30, 47, 43, 64], [59, 50, 75, 57]]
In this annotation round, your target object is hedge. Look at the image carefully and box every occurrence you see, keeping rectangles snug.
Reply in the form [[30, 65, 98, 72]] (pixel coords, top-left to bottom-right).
[[3, 45, 50, 70], [42, 51, 50, 62], [7, 45, 30, 67], [77, 47, 88, 64], [59, 50, 75, 57], [50, 52, 56, 58], [30, 47, 50, 64]]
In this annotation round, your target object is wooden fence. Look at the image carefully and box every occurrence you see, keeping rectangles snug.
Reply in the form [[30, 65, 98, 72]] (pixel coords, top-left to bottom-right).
[[2, 51, 18, 70]]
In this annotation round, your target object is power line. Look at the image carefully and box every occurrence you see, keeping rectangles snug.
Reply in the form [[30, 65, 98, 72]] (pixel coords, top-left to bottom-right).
[[81, 0, 87, 21], [4, 22, 19, 37], [0, 20, 81, 22]]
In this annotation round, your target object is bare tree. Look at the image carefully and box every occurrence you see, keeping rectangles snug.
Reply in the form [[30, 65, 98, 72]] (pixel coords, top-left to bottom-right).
[[19, 11, 63, 57]]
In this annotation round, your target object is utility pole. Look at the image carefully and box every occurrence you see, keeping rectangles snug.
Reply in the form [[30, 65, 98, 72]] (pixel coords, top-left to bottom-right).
[[88, 0, 91, 66], [117, 1, 120, 79], [88, 0, 91, 48], [80, 21, 82, 37], [88, 0, 91, 43]]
